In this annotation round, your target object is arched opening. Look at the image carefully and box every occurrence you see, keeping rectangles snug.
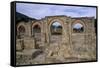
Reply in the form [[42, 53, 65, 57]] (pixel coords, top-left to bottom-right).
[[51, 21, 62, 35], [32, 24, 41, 49], [18, 25, 25, 38], [73, 23, 84, 33], [50, 21, 62, 43], [72, 22, 85, 52], [33, 25, 41, 35]]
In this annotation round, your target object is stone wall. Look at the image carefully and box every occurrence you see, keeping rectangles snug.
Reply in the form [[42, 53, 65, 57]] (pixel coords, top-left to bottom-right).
[[16, 16, 96, 65]]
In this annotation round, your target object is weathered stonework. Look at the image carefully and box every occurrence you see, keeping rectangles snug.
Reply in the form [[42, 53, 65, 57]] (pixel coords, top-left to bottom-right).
[[16, 15, 96, 65]]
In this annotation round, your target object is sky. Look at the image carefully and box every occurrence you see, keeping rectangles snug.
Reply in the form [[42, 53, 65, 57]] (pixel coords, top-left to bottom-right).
[[16, 3, 96, 20], [52, 22, 61, 26], [73, 23, 83, 29]]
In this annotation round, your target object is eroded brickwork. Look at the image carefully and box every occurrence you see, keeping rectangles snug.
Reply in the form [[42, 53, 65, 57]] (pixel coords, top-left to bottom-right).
[[16, 15, 96, 65]]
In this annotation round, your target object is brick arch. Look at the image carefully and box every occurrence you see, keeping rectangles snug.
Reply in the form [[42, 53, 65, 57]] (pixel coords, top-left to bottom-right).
[[48, 18, 65, 35], [32, 22, 42, 29], [71, 20, 86, 33], [48, 18, 65, 27], [32, 22, 42, 36], [17, 22, 26, 34], [18, 25, 25, 32], [48, 18, 66, 43]]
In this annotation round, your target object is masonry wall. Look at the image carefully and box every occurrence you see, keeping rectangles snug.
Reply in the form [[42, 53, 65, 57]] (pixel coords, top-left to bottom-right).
[[16, 16, 96, 62]]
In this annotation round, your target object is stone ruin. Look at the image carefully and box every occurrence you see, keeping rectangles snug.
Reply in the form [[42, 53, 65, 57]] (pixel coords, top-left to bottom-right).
[[16, 15, 97, 65]]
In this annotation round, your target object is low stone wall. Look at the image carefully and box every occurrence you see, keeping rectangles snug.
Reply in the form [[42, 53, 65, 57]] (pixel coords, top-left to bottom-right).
[[16, 37, 35, 51]]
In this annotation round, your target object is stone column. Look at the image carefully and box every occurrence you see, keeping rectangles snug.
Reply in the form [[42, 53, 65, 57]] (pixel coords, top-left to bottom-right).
[[41, 21, 46, 47], [68, 18, 72, 48], [26, 22, 32, 37], [45, 18, 50, 45], [62, 19, 69, 45]]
